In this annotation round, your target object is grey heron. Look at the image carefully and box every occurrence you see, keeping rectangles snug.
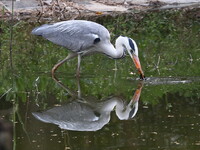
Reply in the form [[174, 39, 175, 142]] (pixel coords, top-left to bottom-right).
[[31, 20, 145, 79]]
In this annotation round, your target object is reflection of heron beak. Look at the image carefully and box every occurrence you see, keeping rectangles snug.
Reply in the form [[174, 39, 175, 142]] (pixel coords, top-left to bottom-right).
[[132, 55, 145, 80]]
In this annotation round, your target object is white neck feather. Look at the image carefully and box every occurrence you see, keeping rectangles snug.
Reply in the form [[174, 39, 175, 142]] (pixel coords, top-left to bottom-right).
[[99, 36, 136, 59], [99, 97, 137, 120], [114, 36, 129, 58], [115, 36, 129, 50]]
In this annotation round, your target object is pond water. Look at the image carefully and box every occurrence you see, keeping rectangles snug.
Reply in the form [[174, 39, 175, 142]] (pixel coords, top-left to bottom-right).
[[0, 9, 200, 150]]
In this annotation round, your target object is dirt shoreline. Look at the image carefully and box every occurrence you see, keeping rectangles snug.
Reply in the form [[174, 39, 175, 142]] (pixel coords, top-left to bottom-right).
[[1, 0, 200, 22]]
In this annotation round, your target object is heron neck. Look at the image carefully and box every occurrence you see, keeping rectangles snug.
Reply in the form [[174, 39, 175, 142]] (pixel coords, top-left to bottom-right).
[[114, 36, 128, 58], [98, 97, 137, 120], [99, 36, 127, 59], [113, 45, 125, 59], [100, 42, 124, 59]]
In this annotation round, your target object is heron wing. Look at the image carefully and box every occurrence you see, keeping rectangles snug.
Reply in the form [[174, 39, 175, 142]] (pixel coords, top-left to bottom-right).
[[32, 20, 108, 52]]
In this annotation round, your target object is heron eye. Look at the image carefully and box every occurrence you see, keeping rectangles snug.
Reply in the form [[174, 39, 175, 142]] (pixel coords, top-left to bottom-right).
[[130, 49, 134, 54], [94, 38, 100, 44]]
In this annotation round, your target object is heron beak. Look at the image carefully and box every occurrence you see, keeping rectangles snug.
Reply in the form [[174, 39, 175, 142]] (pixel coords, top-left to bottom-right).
[[132, 55, 145, 80]]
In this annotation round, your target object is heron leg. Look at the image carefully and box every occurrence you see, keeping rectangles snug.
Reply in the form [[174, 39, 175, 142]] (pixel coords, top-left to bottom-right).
[[76, 54, 81, 77], [52, 52, 77, 80]]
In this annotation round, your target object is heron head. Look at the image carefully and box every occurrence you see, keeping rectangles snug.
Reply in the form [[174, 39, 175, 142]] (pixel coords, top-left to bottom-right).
[[126, 38, 145, 80]]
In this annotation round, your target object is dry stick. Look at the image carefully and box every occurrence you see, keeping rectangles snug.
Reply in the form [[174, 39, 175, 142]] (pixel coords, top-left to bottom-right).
[[0, 29, 2, 70], [9, 2, 15, 150], [189, 54, 193, 64], [37, 0, 44, 22], [56, 0, 62, 10], [0, 7, 3, 67], [9, 0, 14, 70], [156, 55, 160, 75]]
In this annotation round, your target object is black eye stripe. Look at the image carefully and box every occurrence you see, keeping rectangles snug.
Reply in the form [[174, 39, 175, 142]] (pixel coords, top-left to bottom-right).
[[128, 38, 135, 51], [129, 107, 136, 119]]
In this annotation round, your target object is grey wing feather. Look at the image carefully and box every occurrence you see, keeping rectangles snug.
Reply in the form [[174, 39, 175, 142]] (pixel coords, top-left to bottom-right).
[[31, 20, 109, 52]]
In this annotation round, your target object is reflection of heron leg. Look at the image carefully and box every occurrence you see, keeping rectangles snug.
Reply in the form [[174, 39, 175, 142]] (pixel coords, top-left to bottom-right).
[[114, 60, 117, 70], [77, 77, 81, 99], [52, 52, 77, 80], [76, 54, 81, 77], [114, 60, 118, 83]]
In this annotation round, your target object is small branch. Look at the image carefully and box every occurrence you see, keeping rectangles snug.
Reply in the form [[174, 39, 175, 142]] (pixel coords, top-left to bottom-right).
[[9, 0, 14, 70], [155, 55, 160, 69], [189, 54, 193, 64], [37, 0, 44, 22], [0, 88, 12, 100]]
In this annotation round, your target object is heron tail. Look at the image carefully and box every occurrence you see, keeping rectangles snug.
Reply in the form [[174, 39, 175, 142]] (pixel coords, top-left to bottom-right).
[[31, 24, 50, 36]]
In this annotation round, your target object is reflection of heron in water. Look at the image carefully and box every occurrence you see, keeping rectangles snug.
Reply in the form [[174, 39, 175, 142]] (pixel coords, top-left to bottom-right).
[[33, 80, 143, 131]]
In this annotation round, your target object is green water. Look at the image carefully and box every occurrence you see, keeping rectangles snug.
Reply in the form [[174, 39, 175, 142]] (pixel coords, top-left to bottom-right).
[[0, 9, 200, 150]]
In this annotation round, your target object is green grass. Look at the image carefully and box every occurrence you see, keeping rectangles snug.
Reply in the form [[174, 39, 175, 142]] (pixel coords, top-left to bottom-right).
[[0, 9, 200, 105]]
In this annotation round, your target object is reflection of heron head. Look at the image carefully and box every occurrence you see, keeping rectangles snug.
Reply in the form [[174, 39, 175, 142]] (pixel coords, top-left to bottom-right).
[[115, 101, 139, 120], [129, 108, 135, 119]]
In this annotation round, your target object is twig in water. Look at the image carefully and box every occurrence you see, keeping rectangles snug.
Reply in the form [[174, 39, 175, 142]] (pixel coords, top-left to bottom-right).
[[34, 77, 40, 106], [189, 54, 193, 64], [0, 88, 12, 100], [151, 55, 161, 75], [0, 30, 2, 69], [156, 55, 160, 75], [155, 55, 160, 69]]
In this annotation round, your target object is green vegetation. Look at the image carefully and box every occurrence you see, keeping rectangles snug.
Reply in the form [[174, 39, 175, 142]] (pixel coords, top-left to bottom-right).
[[0, 9, 200, 106]]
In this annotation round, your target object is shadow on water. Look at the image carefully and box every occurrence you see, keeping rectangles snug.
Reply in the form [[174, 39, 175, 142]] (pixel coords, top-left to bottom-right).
[[32, 75, 200, 132], [1, 70, 200, 150], [28, 75, 200, 150], [134, 76, 200, 85]]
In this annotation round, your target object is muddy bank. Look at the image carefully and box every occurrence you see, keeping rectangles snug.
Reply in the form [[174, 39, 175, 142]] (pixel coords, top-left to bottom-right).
[[0, 0, 200, 22]]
